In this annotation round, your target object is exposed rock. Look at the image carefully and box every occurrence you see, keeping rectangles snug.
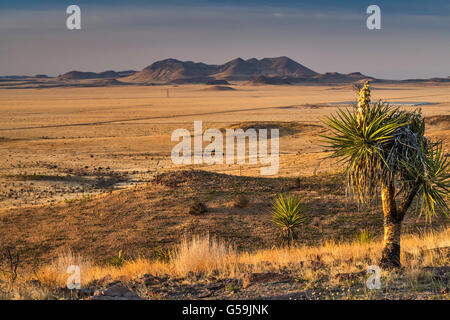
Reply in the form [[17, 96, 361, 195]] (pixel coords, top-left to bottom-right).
[[92, 282, 142, 300], [88, 274, 113, 288], [243, 272, 291, 288], [206, 282, 225, 291]]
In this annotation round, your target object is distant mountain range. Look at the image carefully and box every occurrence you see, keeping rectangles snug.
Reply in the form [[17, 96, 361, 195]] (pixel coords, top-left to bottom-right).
[[2, 56, 449, 86], [125, 56, 327, 83], [53, 56, 373, 84]]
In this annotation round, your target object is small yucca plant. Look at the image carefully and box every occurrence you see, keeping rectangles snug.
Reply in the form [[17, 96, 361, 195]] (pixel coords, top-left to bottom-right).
[[357, 228, 374, 244], [271, 193, 307, 246], [110, 250, 125, 267], [154, 248, 174, 263]]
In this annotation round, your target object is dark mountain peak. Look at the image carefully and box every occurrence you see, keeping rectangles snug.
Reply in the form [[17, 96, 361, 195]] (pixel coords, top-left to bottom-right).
[[222, 57, 249, 67], [216, 58, 259, 79], [258, 56, 318, 77], [260, 56, 295, 65], [144, 58, 183, 70], [246, 58, 259, 64], [348, 72, 363, 76], [324, 72, 343, 76], [230, 57, 245, 62], [262, 56, 289, 61], [133, 58, 218, 82]]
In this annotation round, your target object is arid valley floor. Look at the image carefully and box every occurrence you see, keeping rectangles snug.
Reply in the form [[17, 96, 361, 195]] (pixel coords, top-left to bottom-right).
[[0, 82, 448, 299]]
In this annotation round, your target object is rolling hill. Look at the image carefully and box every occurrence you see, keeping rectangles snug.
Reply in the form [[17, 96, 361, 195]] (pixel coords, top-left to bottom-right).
[[57, 70, 137, 81]]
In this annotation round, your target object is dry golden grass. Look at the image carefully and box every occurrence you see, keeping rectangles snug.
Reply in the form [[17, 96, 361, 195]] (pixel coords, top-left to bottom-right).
[[172, 234, 238, 276], [13, 226, 446, 290], [1, 227, 447, 300]]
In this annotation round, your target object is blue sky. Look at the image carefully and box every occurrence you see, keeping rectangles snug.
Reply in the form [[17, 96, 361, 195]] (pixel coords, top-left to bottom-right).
[[1, 1, 449, 79]]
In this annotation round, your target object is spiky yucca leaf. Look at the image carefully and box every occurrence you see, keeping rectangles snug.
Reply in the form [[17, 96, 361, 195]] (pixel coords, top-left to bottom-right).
[[403, 140, 450, 219]]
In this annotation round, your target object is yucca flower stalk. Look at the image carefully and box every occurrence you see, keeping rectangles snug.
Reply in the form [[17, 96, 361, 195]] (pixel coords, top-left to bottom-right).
[[357, 80, 371, 127], [323, 83, 449, 268]]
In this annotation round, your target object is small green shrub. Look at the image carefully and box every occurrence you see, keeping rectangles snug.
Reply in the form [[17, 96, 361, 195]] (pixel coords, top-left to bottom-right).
[[271, 193, 307, 246], [154, 248, 174, 263], [233, 193, 249, 208], [225, 280, 240, 293], [110, 250, 125, 267], [357, 229, 374, 244], [188, 198, 207, 215]]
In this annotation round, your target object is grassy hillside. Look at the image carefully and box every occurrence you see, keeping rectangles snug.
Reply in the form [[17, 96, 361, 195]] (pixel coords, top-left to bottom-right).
[[0, 170, 447, 267]]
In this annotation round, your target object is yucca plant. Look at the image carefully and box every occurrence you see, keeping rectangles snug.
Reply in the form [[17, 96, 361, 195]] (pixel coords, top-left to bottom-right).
[[323, 81, 449, 268], [110, 249, 125, 267], [357, 228, 374, 244], [154, 247, 174, 263], [271, 193, 307, 246]]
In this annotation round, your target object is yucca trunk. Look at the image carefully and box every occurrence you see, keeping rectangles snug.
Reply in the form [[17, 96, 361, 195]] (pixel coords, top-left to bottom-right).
[[285, 228, 295, 247], [380, 183, 402, 268]]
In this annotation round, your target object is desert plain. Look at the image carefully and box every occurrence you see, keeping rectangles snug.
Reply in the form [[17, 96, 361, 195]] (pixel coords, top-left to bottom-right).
[[1, 83, 449, 206], [0, 82, 448, 299]]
